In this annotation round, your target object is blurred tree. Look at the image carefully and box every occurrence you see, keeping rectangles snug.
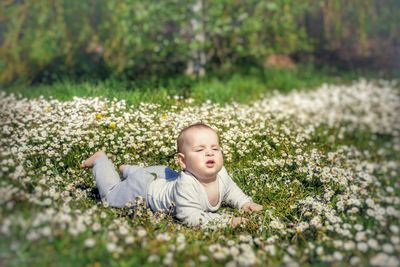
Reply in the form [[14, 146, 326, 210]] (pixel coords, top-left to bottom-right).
[[306, 0, 400, 68], [0, 0, 398, 85]]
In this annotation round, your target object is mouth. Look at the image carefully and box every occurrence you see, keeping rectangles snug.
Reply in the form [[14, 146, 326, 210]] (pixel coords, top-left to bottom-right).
[[206, 160, 215, 167]]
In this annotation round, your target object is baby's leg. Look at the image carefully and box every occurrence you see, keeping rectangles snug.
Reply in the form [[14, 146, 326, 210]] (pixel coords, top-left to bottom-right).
[[81, 151, 106, 168], [92, 156, 145, 207], [91, 154, 121, 201], [106, 166, 179, 208], [142, 165, 179, 180], [119, 165, 177, 180], [106, 167, 156, 208], [119, 165, 141, 180]]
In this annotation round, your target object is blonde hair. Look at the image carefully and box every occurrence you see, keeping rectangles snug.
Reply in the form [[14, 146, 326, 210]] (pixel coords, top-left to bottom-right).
[[176, 123, 217, 153]]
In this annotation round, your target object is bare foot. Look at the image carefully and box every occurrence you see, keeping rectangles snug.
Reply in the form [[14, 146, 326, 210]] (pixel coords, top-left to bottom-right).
[[80, 151, 106, 168], [119, 165, 126, 174]]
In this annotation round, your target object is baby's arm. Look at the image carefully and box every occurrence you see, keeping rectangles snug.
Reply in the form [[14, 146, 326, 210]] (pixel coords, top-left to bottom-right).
[[220, 167, 263, 212]]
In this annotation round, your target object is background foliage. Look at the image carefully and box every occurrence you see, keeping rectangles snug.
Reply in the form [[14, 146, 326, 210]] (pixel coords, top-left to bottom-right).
[[0, 0, 399, 85]]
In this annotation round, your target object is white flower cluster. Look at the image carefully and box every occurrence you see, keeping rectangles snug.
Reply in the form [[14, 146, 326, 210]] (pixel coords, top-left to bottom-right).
[[0, 80, 399, 266]]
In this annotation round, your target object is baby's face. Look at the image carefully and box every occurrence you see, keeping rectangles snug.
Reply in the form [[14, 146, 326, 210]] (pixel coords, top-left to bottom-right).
[[178, 128, 223, 182]]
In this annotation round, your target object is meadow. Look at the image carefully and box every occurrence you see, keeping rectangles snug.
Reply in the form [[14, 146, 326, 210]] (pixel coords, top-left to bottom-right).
[[0, 78, 399, 266]]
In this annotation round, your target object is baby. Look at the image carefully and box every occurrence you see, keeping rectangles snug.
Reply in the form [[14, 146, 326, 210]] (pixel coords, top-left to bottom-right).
[[81, 123, 263, 227]]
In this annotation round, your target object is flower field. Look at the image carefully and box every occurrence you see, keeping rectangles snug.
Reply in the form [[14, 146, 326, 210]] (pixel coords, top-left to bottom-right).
[[1, 80, 399, 266]]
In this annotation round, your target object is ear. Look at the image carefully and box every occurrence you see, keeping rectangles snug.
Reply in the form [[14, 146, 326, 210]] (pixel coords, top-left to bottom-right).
[[177, 153, 186, 170]]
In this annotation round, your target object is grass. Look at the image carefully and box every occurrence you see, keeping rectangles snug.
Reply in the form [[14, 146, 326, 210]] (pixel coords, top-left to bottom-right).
[[2, 65, 395, 106], [0, 68, 399, 266]]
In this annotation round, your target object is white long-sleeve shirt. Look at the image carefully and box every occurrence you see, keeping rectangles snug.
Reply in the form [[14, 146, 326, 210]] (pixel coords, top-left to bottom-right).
[[147, 166, 252, 227]]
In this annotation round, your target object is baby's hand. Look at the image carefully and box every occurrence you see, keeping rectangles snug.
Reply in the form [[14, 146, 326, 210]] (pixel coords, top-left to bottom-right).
[[231, 217, 248, 227], [241, 202, 263, 212]]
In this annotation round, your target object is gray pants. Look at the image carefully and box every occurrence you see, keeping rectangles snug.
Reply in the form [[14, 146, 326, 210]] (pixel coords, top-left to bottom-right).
[[92, 154, 174, 208]]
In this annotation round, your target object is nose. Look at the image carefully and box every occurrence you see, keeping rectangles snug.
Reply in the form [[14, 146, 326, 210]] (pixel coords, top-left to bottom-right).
[[206, 149, 214, 156]]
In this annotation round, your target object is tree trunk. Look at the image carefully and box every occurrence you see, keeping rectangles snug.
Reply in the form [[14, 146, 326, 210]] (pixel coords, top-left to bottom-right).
[[185, 0, 206, 78]]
